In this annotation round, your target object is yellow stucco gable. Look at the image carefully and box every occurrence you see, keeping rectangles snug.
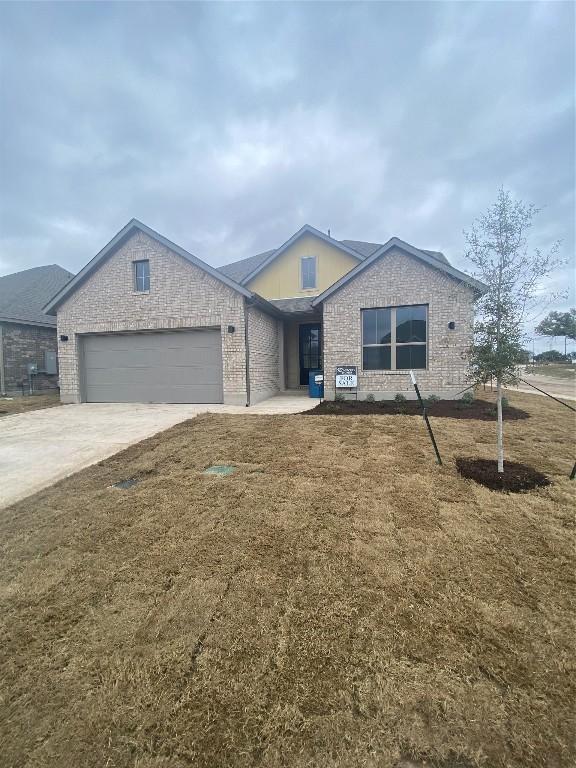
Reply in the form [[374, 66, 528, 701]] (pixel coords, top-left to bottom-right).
[[246, 233, 360, 300]]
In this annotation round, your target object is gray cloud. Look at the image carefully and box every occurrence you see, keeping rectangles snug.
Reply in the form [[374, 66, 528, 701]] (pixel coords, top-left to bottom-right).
[[0, 1, 574, 350]]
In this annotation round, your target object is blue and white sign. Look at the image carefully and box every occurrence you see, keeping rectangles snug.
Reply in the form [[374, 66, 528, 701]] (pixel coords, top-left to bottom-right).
[[335, 365, 357, 388]]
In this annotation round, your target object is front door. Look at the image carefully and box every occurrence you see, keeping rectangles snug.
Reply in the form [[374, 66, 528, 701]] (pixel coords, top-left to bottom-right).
[[299, 323, 322, 385]]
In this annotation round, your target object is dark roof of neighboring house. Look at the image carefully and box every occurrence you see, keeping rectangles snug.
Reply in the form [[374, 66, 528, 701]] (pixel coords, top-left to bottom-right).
[[268, 297, 317, 314], [0, 265, 74, 327], [218, 233, 450, 283]]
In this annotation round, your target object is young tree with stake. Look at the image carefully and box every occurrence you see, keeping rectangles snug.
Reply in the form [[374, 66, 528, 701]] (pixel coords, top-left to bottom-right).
[[465, 189, 563, 473]]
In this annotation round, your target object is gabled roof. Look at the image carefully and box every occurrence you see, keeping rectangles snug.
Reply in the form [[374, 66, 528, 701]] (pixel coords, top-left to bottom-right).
[[218, 231, 451, 283], [0, 264, 74, 327], [232, 224, 365, 286], [44, 219, 252, 315], [312, 237, 487, 306]]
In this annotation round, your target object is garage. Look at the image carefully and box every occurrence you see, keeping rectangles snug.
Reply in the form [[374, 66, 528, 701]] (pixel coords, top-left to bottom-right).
[[81, 329, 223, 403]]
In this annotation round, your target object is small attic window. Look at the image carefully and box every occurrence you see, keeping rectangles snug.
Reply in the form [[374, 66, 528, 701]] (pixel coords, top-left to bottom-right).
[[301, 256, 316, 290], [133, 260, 150, 292]]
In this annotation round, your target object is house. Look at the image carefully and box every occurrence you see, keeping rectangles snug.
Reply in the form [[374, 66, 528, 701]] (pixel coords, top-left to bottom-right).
[[44, 219, 485, 405], [0, 265, 74, 395]]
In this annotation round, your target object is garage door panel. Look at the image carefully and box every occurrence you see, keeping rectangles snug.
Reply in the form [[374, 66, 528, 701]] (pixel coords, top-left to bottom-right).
[[82, 330, 224, 403], [86, 345, 222, 369], [85, 364, 222, 387], [86, 382, 221, 404]]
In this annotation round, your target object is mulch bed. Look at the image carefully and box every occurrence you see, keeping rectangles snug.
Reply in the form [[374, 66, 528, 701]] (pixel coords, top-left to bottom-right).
[[456, 457, 551, 493], [304, 399, 530, 421]]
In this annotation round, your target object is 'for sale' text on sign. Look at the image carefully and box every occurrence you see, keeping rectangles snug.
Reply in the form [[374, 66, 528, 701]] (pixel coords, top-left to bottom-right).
[[335, 365, 357, 388]]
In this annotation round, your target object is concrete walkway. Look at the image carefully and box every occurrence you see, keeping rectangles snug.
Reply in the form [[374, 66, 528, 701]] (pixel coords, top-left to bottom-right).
[[0, 392, 315, 509]]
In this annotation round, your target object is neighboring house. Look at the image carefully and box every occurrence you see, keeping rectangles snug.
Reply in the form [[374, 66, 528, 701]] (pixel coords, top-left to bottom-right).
[[44, 219, 485, 405], [0, 265, 74, 396]]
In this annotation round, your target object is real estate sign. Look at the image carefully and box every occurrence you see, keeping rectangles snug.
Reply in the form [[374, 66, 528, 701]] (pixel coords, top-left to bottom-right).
[[335, 365, 357, 388]]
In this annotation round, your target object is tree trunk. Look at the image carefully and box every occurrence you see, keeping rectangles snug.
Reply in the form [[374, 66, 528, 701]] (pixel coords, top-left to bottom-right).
[[496, 377, 504, 474]]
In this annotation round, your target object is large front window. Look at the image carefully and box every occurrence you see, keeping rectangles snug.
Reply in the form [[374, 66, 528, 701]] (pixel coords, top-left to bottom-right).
[[362, 305, 427, 370]]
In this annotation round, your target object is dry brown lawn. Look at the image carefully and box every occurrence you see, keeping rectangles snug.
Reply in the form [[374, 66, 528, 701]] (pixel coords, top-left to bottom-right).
[[0, 392, 61, 417], [0, 391, 574, 768]]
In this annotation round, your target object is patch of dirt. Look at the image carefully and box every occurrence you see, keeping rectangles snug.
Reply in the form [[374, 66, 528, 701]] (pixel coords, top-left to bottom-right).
[[304, 398, 530, 420], [456, 457, 551, 492], [0, 392, 61, 416]]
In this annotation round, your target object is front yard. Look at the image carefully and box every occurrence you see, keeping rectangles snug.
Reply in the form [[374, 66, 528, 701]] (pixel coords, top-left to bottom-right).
[[0, 392, 574, 767]]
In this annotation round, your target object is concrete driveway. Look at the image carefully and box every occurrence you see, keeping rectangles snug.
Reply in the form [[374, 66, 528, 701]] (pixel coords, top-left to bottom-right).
[[0, 393, 314, 509]]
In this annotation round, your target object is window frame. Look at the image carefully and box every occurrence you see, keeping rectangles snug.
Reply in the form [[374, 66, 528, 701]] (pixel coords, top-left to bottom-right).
[[361, 304, 428, 371], [133, 259, 150, 293], [300, 255, 317, 290]]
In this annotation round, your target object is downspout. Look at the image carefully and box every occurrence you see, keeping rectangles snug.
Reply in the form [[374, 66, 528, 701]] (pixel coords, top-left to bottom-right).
[[0, 325, 6, 396], [244, 299, 251, 407]]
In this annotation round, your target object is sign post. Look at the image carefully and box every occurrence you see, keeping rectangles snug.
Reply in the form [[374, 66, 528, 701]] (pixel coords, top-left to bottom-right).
[[410, 370, 442, 465], [314, 373, 324, 403]]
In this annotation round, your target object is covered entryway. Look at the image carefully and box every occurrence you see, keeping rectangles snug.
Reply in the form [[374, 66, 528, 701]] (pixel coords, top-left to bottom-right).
[[81, 329, 223, 403]]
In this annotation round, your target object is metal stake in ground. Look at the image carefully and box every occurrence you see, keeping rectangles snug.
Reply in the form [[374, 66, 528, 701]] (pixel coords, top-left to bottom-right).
[[410, 370, 442, 466]]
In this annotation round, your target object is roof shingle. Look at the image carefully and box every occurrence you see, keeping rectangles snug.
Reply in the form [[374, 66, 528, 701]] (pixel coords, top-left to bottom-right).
[[0, 265, 74, 327], [218, 249, 276, 283], [268, 297, 317, 314]]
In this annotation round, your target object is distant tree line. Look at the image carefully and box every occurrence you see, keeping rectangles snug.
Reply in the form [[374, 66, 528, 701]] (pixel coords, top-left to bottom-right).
[[535, 308, 576, 358], [532, 349, 575, 363]]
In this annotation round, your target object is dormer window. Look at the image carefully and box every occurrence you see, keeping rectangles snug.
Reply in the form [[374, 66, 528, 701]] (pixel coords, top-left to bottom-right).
[[133, 260, 150, 292], [301, 256, 316, 290]]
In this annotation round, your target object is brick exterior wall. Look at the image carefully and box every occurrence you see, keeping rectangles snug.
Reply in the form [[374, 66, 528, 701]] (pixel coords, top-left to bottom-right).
[[247, 306, 281, 404], [56, 231, 249, 405], [322, 249, 475, 400], [0, 322, 59, 395]]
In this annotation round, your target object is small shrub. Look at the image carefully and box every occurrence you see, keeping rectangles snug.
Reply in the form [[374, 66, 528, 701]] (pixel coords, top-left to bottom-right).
[[393, 392, 407, 413], [455, 391, 475, 411], [334, 393, 345, 402], [502, 396, 509, 409], [427, 394, 440, 404], [365, 393, 375, 402]]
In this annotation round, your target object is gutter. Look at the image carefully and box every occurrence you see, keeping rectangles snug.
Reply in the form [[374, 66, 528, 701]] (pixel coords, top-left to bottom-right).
[[244, 299, 251, 407], [0, 325, 5, 396]]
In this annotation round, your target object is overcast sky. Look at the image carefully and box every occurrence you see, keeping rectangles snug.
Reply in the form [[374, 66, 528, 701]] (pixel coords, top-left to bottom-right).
[[0, 1, 574, 344]]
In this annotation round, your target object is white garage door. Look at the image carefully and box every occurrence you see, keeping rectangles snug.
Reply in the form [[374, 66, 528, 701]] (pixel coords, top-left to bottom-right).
[[81, 329, 223, 403]]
